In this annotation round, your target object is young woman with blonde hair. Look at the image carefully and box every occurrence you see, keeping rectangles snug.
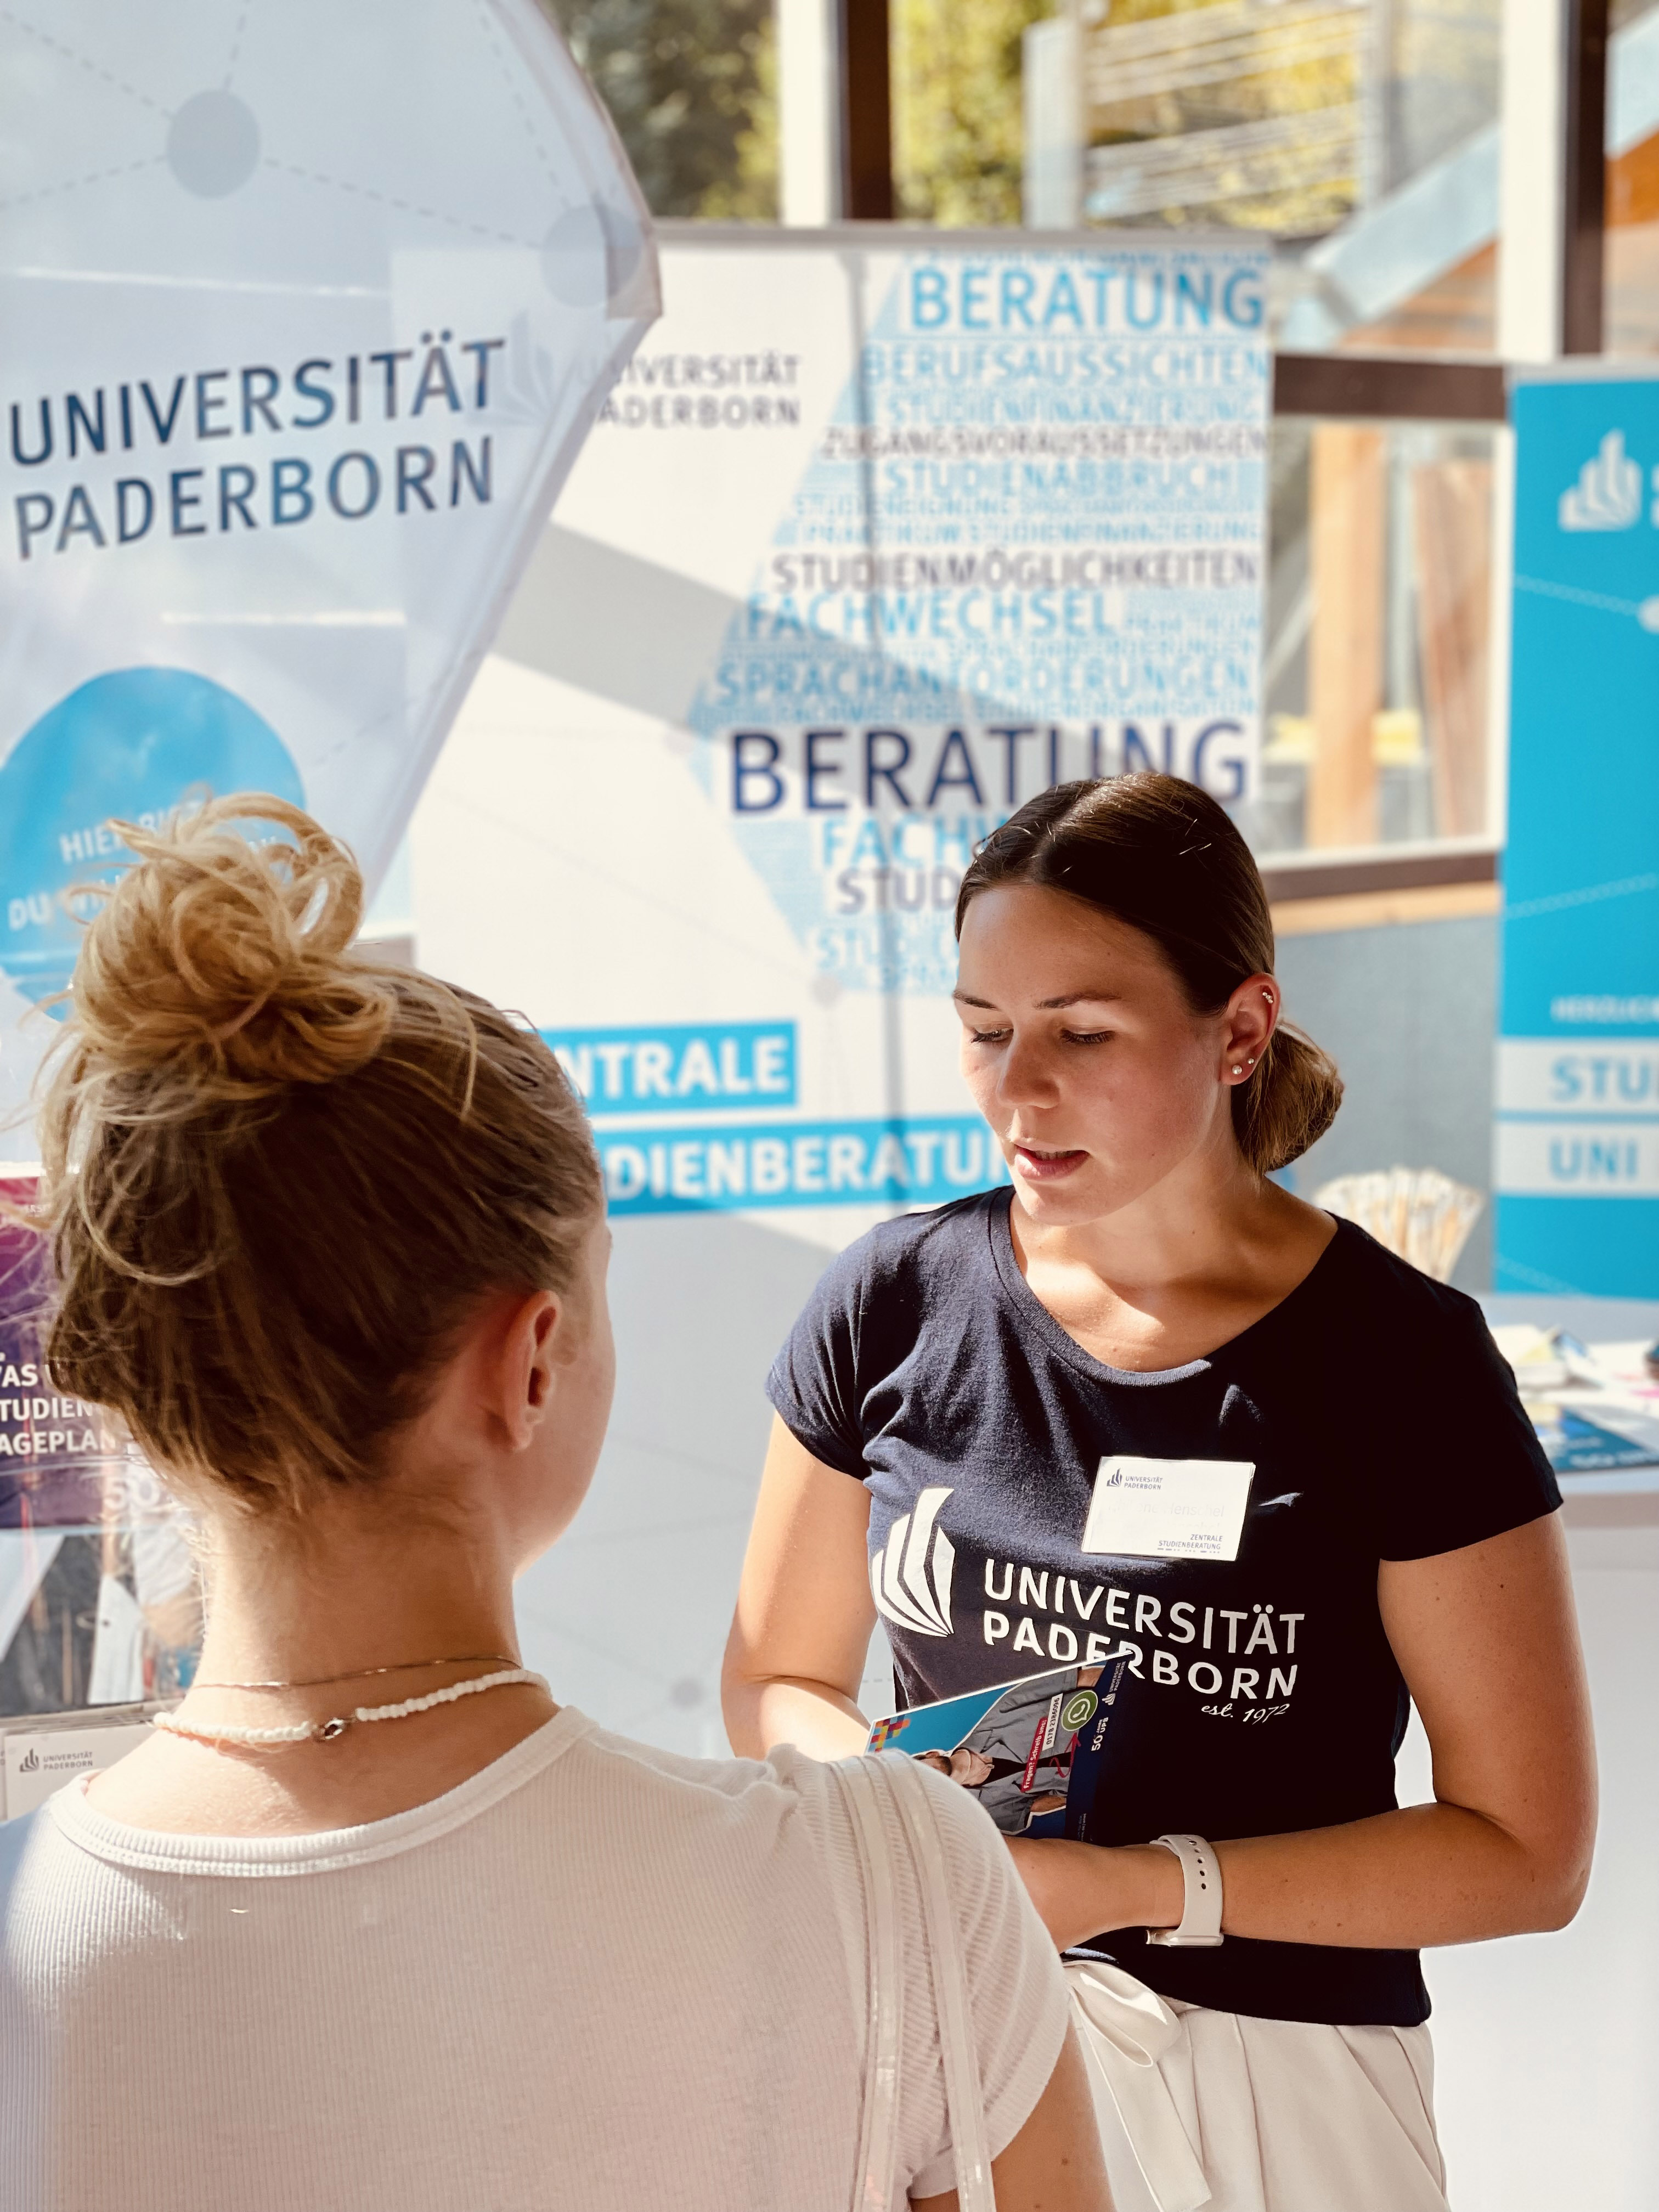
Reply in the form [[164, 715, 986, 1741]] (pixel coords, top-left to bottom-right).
[[726, 773, 1597, 2212], [0, 795, 1108, 2212]]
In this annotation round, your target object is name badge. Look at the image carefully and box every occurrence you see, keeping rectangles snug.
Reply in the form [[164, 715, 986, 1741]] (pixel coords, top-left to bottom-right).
[[1080, 1456, 1256, 1564]]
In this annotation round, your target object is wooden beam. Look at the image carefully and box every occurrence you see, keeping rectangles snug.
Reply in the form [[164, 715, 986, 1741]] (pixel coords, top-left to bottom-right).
[[840, 0, 894, 219], [1259, 843, 1497, 904], [1562, 0, 1609, 354], [1272, 880, 1499, 938], [1412, 458, 1494, 839], [1306, 424, 1385, 849], [1273, 353, 1508, 423]]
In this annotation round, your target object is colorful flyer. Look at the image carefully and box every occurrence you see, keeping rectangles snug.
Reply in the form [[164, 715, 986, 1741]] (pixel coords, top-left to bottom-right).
[[866, 1656, 1131, 1842]]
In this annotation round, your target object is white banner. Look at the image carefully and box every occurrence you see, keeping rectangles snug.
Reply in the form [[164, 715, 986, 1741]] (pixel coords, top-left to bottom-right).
[[465, 227, 1269, 1227], [1494, 1121, 1659, 1198], [1495, 1037, 1659, 1115], [0, 0, 656, 1120], [1494, 1037, 1659, 1198]]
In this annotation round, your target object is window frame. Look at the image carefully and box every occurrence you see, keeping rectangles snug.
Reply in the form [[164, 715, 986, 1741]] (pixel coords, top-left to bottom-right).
[[813, 0, 1615, 897]]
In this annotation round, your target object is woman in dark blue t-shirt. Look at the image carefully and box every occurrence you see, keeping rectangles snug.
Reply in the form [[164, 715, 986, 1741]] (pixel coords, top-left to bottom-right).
[[723, 772, 1596, 2212]]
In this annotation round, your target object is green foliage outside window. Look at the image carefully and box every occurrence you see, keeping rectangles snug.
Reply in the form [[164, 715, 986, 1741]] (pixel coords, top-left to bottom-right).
[[548, 0, 1047, 232], [892, 0, 1052, 226], [543, 0, 778, 219]]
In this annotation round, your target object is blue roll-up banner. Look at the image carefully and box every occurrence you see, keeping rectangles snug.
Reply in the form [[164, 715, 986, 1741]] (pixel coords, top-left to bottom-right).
[[0, 0, 657, 1124], [1498, 371, 1659, 1295], [436, 229, 1271, 1231]]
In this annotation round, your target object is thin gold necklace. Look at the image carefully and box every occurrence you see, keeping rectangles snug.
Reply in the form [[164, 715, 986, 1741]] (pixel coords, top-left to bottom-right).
[[194, 1653, 519, 1692]]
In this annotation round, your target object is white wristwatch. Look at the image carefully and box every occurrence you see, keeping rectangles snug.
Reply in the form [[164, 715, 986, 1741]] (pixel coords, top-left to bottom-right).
[[1144, 1833, 1224, 1948]]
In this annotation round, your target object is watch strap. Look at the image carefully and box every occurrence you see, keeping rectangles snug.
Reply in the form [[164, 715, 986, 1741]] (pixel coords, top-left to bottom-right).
[[1144, 1832, 1224, 1948]]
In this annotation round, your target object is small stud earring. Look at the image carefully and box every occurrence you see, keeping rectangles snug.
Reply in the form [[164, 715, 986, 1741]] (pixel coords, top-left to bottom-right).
[[1231, 1064, 1243, 1075]]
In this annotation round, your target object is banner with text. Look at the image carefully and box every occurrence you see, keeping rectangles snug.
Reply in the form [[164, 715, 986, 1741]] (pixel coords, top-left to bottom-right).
[[0, 0, 656, 1125], [1498, 373, 1659, 1294], [495, 230, 1269, 1223]]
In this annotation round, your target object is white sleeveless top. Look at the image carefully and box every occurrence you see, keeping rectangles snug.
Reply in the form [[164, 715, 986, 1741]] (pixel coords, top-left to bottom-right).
[[0, 1711, 1068, 2212]]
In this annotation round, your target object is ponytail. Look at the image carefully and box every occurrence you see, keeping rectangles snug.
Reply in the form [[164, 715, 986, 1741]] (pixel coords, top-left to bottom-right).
[[1233, 1024, 1343, 1174]]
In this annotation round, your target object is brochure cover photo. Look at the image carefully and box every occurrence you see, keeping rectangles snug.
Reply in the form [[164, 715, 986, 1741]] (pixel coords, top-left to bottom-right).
[[866, 1658, 1131, 1841]]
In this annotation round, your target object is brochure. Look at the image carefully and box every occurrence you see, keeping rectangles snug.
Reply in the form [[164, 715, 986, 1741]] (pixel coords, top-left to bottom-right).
[[1493, 1324, 1659, 1476], [866, 1657, 1131, 1842], [1530, 1402, 1659, 1475]]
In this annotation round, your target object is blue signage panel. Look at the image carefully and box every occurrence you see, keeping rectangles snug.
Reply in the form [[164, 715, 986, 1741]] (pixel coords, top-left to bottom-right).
[[597, 1114, 1008, 1216], [1497, 375, 1659, 1293], [540, 1022, 797, 1114]]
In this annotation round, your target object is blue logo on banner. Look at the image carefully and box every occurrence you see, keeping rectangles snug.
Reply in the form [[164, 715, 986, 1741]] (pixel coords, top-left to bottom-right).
[[0, 667, 303, 1013], [541, 1022, 796, 1114], [1498, 378, 1659, 1293]]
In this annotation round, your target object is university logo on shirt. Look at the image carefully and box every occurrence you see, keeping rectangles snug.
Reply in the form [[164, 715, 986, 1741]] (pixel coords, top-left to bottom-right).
[[870, 1486, 955, 1637]]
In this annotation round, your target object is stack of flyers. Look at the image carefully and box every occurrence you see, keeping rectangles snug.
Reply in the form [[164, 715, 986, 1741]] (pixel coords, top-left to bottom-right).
[[1491, 1324, 1659, 1475], [1313, 1166, 1483, 1283], [866, 1658, 1130, 1842]]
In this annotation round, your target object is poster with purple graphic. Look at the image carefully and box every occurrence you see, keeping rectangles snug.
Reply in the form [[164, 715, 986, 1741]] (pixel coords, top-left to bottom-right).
[[0, 1170, 123, 1530], [0, 1169, 205, 1720]]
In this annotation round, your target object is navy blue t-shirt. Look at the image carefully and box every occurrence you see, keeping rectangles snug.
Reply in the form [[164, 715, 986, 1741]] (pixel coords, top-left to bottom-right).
[[768, 1189, 1561, 2027]]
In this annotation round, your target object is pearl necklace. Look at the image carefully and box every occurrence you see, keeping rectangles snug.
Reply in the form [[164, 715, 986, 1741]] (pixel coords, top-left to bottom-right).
[[152, 1666, 549, 1747]]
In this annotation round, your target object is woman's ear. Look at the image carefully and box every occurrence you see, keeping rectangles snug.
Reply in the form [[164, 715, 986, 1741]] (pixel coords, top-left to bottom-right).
[[497, 1289, 563, 1451], [1220, 972, 1280, 1086]]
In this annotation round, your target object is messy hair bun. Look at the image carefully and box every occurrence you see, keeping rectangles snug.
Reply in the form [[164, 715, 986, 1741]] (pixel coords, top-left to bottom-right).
[[67, 795, 393, 1098], [33, 794, 601, 1515]]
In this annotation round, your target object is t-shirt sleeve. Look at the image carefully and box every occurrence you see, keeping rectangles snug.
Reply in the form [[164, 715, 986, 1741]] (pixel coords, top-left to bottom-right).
[[898, 1764, 1073, 2201], [1370, 1291, 1563, 1561], [765, 1240, 875, 1479]]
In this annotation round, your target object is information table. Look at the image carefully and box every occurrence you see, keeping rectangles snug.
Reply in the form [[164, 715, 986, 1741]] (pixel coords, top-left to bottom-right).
[[1480, 1294, 1659, 1510]]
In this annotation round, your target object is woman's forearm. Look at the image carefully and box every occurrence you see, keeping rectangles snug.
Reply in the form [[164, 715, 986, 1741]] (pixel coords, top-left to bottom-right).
[[1214, 1799, 1590, 1947], [722, 1671, 871, 1762], [1018, 1798, 1593, 1955]]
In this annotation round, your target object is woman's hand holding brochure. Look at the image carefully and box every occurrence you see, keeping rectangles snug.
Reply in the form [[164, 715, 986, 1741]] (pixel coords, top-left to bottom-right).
[[865, 1657, 1183, 1949]]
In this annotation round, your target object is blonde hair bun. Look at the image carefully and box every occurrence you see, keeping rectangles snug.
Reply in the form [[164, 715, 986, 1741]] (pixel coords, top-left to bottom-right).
[[34, 792, 601, 1515], [69, 793, 395, 1097]]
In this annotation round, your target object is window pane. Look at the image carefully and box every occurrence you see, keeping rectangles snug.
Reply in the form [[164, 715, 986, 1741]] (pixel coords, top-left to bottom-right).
[[892, 0, 1048, 225], [545, 0, 777, 219], [1250, 417, 1499, 857], [1014, 0, 1502, 351]]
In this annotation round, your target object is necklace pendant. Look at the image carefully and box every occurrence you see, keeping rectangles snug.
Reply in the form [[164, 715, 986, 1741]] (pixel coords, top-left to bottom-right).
[[314, 1716, 351, 1743]]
